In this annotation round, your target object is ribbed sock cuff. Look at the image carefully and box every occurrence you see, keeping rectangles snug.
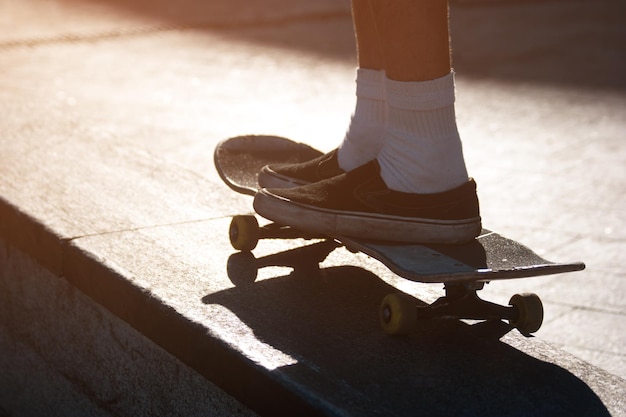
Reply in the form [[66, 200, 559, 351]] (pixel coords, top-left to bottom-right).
[[386, 72, 456, 111], [355, 68, 386, 101]]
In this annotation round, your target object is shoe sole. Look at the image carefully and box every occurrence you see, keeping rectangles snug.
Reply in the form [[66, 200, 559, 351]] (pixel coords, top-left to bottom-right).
[[254, 190, 482, 245]]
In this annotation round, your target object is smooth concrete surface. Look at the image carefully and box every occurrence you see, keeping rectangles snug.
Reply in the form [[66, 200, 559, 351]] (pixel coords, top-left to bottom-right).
[[1, 0, 625, 415]]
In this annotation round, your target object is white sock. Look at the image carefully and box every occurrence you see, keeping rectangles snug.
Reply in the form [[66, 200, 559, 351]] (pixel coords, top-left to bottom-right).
[[337, 68, 386, 171], [377, 72, 469, 194]]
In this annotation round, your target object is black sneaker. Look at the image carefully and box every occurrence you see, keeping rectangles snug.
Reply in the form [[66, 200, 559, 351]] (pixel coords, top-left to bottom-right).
[[254, 160, 482, 244], [258, 149, 345, 188]]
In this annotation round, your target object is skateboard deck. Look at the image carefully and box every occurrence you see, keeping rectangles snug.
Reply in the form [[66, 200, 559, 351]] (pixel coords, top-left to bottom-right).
[[214, 135, 323, 196], [215, 135, 586, 335]]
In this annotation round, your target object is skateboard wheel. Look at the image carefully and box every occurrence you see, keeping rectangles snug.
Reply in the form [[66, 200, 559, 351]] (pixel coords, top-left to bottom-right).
[[509, 293, 543, 335], [379, 293, 417, 336], [229, 215, 260, 251]]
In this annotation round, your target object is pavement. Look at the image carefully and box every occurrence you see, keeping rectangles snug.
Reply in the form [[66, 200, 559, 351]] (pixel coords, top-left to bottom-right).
[[0, 0, 625, 414]]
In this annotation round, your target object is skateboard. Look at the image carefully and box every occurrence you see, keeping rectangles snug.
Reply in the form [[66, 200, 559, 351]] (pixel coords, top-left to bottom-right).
[[214, 135, 586, 336]]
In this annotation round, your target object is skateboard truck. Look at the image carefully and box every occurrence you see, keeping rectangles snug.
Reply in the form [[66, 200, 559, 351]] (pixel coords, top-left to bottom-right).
[[229, 214, 324, 251], [380, 283, 543, 336]]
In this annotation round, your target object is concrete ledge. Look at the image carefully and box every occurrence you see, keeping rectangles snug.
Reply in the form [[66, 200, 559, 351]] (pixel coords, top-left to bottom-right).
[[1, 196, 625, 416], [0, 237, 256, 417]]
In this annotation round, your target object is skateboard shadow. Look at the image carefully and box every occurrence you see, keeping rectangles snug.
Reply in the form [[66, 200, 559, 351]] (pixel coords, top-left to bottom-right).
[[201, 245, 610, 417]]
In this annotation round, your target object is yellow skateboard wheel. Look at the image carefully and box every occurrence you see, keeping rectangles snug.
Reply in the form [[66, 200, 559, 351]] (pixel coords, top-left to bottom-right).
[[379, 293, 417, 336], [509, 293, 544, 334], [229, 215, 260, 251]]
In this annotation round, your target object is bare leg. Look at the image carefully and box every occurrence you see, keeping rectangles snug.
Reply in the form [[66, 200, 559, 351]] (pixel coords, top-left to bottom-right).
[[337, 0, 388, 171], [352, 0, 384, 71], [372, 0, 452, 81]]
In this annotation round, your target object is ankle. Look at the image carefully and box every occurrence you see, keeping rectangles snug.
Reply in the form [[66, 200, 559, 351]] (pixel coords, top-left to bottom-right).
[[377, 72, 469, 194], [337, 68, 387, 171]]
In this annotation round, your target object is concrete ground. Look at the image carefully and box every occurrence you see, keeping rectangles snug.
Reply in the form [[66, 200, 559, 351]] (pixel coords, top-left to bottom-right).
[[1, 0, 625, 414]]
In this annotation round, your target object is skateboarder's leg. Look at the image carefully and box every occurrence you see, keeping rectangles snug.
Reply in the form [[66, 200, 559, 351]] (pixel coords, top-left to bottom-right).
[[352, 0, 384, 72], [374, 0, 469, 194], [335, 0, 387, 172], [258, 0, 388, 189], [254, 0, 481, 244]]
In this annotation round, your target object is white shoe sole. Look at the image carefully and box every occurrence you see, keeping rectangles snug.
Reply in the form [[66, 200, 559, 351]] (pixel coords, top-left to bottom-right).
[[254, 190, 482, 244]]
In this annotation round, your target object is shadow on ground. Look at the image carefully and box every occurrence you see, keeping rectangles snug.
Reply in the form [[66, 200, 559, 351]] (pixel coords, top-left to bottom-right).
[[52, 0, 626, 91], [201, 244, 610, 416]]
